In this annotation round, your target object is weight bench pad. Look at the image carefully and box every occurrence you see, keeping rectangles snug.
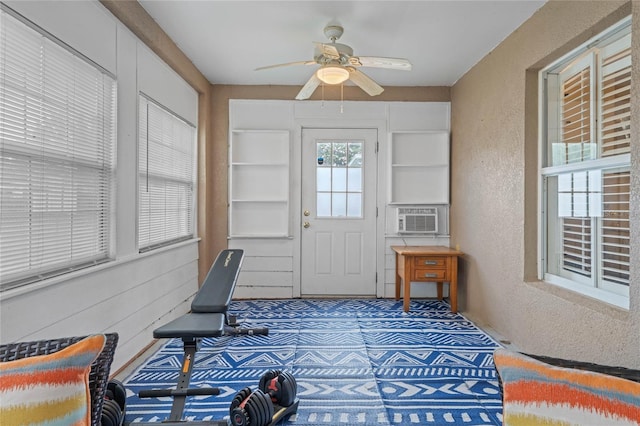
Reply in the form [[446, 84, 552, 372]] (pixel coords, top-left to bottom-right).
[[191, 249, 244, 313], [153, 313, 225, 339]]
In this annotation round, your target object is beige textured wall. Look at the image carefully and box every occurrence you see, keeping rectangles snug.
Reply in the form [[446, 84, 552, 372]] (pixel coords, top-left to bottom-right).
[[451, 0, 640, 368]]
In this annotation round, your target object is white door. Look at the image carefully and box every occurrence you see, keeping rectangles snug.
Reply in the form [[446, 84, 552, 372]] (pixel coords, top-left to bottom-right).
[[301, 128, 377, 296]]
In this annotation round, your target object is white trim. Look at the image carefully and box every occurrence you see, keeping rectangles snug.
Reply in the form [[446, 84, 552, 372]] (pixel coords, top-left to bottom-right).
[[542, 16, 632, 73], [541, 154, 630, 176], [537, 17, 631, 306], [544, 273, 629, 309]]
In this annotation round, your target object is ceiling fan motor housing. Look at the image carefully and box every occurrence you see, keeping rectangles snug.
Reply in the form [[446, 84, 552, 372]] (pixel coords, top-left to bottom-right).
[[314, 43, 353, 65], [323, 25, 344, 41]]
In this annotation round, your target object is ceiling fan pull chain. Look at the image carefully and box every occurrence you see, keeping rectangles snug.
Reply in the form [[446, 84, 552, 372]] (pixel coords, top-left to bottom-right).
[[340, 83, 344, 114]]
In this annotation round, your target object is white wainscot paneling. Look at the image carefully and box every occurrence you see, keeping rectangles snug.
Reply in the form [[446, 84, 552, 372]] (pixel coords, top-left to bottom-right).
[[230, 100, 294, 129], [237, 271, 293, 288], [228, 239, 295, 299], [389, 102, 451, 131], [229, 239, 294, 257], [4, 0, 117, 74], [233, 271, 294, 299], [137, 44, 198, 125], [0, 242, 199, 372], [242, 256, 293, 272], [294, 101, 387, 120]]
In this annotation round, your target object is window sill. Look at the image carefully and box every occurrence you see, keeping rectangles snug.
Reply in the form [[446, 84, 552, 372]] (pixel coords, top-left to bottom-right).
[[543, 274, 629, 310]]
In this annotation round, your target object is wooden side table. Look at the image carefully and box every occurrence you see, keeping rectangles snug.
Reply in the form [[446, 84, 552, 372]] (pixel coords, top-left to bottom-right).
[[391, 245, 463, 313]]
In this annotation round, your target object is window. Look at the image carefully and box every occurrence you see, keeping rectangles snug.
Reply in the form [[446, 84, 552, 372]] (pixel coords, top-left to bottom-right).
[[540, 17, 631, 307], [138, 95, 196, 251], [0, 7, 116, 291], [316, 140, 363, 217]]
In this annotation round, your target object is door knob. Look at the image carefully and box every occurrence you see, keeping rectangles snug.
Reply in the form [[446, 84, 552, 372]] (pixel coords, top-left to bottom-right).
[[303, 210, 310, 216], [303, 221, 310, 228]]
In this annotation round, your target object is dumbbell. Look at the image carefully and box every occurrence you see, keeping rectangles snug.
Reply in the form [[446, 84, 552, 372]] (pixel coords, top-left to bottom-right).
[[258, 370, 297, 407], [229, 386, 274, 426], [102, 379, 127, 426]]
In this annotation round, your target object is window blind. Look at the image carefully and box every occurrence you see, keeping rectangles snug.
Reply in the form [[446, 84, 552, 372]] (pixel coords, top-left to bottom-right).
[[0, 8, 116, 290], [598, 33, 631, 288], [561, 66, 592, 163], [560, 66, 593, 277], [600, 44, 631, 157], [601, 170, 630, 286], [138, 96, 196, 251]]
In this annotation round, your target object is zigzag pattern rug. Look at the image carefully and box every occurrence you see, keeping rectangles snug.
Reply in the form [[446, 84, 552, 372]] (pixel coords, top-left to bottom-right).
[[122, 299, 503, 425]]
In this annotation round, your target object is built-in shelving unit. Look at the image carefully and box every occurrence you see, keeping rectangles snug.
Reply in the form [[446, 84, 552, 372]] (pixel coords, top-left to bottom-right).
[[229, 130, 290, 238], [390, 131, 450, 204]]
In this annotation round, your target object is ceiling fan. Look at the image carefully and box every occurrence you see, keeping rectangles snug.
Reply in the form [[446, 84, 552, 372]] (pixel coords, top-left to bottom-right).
[[256, 25, 412, 100]]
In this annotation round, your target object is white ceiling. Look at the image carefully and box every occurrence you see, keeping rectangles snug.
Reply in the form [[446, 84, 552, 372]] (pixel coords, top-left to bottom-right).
[[139, 0, 545, 88]]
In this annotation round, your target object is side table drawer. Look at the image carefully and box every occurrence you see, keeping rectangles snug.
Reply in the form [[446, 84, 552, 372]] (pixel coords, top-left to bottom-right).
[[414, 257, 447, 268], [413, 268, 448, 281]]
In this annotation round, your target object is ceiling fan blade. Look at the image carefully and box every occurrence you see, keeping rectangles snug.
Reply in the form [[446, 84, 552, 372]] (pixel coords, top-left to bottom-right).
[[296, 74, 321, 100], [255, 60, 316, 71], [314, 42, 340, 60], [348, 69, 384, 96], [349, 56, 412, 71]]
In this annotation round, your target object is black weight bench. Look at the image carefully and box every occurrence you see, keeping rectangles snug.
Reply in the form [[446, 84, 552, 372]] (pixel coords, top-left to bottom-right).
[[193, 249, 266, 336], [137, 249, 268, 425]]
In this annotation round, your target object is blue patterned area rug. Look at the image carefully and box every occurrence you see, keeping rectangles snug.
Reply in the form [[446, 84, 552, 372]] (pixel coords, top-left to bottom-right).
[[123, 299, 503, 425]]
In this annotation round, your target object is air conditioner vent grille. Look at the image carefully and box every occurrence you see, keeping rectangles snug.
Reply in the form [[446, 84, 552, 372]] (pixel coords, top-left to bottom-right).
[[397, 207, 438, 234]]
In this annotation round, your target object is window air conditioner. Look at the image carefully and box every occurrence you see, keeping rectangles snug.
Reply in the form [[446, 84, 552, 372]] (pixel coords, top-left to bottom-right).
[[397, 207, 438, 234]]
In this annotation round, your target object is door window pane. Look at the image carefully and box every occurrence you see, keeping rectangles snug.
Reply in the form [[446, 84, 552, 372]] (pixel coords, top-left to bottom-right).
[[315, 140, 364, 218], [331, 143, 347, 166], [332, 167, 347, 192], [348, 168, 362, 192], [347, 193, 362, 217], [317, 193, 331, 216], [317, 168, 331, 192], [332, 193, 346, 216], [317, 143, 332, 166]]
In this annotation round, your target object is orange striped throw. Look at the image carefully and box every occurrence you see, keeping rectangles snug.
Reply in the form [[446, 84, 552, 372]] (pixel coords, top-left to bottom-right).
[[494, 348, 640, 425], [0, 334, 105, 426]]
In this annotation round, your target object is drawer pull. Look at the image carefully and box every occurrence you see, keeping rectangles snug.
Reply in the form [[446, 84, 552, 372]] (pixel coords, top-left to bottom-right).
[[423, 260, 438, 265], [424, 273, 438, 278]]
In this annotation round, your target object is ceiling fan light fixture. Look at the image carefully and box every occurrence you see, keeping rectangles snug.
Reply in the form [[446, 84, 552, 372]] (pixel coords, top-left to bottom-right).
[[316, 66, 349, 85]]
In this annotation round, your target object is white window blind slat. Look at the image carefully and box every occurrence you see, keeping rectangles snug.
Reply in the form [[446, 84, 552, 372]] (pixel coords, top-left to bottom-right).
[[600, 170, 629, 286], [0, 8, 116, 290], [138, 96, 196, 251], [600, 42, 631, 159], [600, 50, 629, 283], [559, 65, 594, 277]]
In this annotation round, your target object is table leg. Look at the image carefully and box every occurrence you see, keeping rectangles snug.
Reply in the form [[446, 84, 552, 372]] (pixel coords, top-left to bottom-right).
[[395, 252, 401, 301], [450, 257, 458, 313], [437, 282, 443, 300], [403, 256, 412, 312]]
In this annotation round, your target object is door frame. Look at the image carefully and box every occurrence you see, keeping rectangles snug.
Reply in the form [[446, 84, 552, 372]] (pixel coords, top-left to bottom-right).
[[291, 116, 388, 298], [299, 127, 378, 296]]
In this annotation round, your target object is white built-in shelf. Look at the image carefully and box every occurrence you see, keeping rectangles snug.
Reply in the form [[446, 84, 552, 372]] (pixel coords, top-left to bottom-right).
[[390, 131, 450, 204], [229, 130, 290, 238]]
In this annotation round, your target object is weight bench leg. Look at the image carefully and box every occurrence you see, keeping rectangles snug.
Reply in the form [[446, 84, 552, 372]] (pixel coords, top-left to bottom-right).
[[138, 338, 225, 424], [169, 338, 198, 420]]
